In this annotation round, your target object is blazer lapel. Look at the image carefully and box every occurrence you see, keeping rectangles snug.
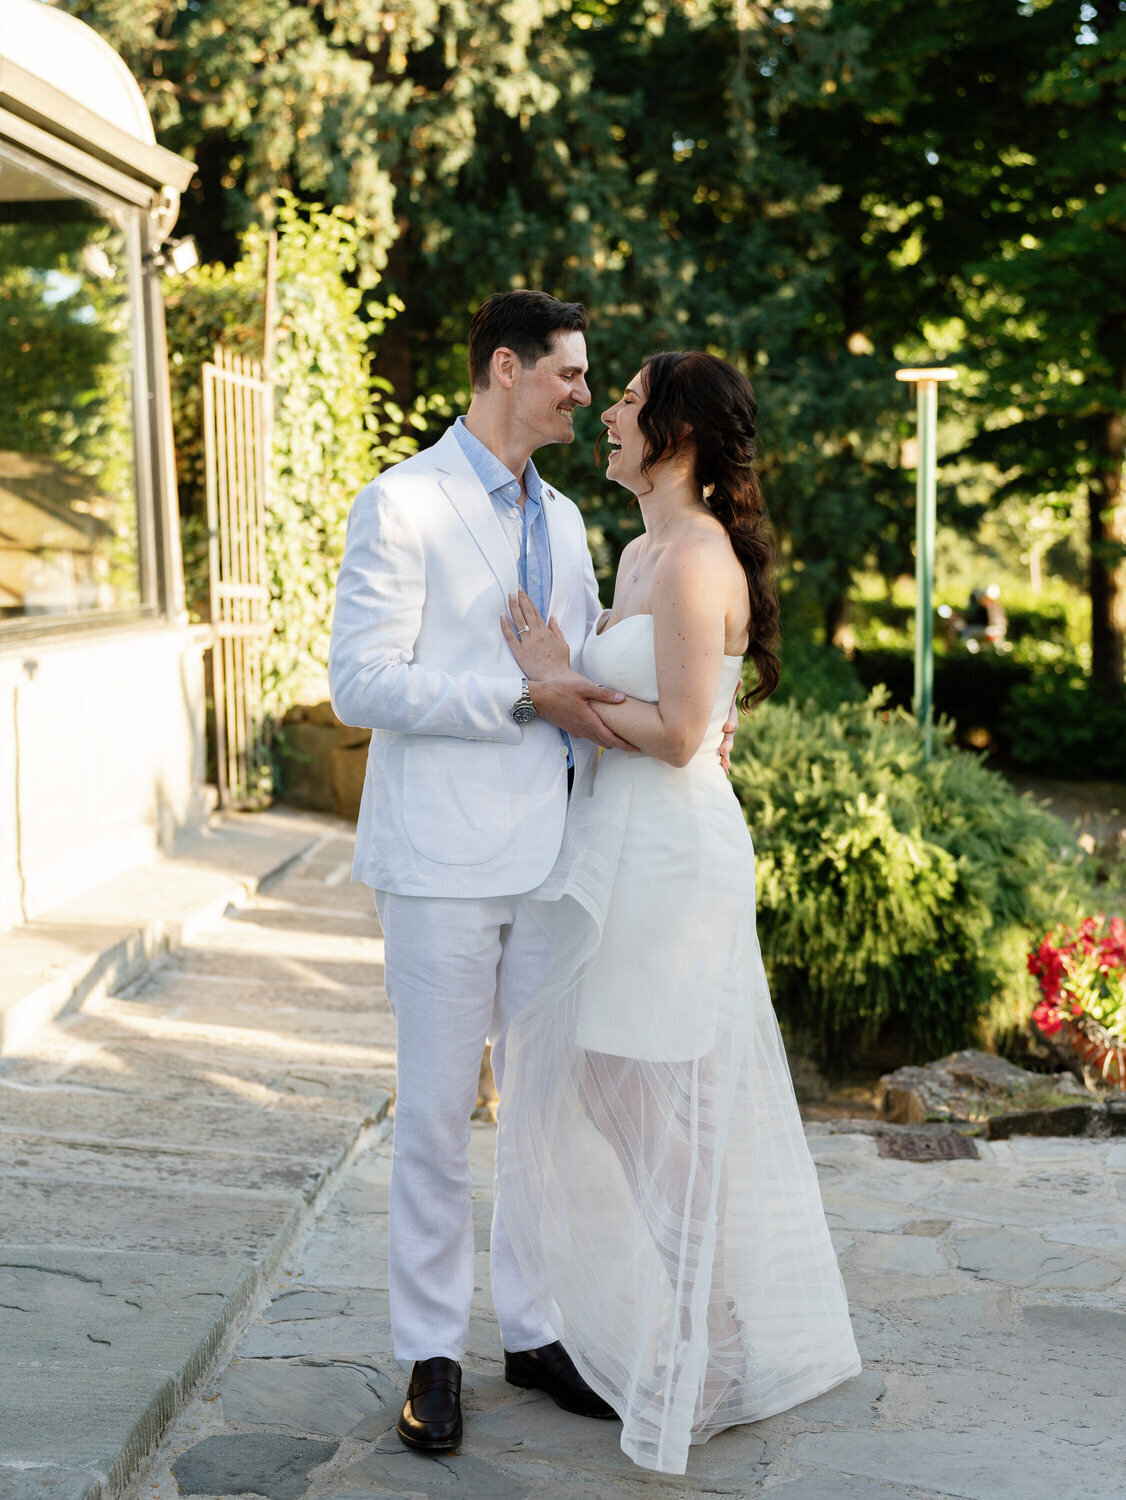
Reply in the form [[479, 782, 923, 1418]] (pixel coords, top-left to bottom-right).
[[433, 428, 519, 600], [540, 479, 571, 622]]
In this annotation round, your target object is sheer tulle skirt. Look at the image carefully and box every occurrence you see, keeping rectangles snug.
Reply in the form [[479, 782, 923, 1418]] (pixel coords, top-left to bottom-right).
[[500, 751, 860, 1474]]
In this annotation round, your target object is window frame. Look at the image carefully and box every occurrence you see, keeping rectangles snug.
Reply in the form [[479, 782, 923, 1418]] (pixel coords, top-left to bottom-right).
[[0, 128, 163, 643]]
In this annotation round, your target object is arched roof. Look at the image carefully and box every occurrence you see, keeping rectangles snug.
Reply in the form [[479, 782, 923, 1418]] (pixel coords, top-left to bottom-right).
[[1, 0, 155, 143]]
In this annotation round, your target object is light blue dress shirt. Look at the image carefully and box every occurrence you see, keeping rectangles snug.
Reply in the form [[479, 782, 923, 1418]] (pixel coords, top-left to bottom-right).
[[452, 416, 571, 764], [453, 416, 553, 616]]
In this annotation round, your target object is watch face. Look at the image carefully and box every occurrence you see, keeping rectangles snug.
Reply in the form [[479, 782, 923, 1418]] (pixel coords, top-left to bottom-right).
[[512, 703, 537, 725]]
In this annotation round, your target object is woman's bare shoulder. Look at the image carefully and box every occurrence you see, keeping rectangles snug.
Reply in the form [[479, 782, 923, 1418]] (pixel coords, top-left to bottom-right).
[[659, 516, 739, 577]]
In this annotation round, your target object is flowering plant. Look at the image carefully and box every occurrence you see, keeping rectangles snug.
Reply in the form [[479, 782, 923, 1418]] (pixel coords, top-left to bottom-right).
[[1028, 916, 1126, 1084]]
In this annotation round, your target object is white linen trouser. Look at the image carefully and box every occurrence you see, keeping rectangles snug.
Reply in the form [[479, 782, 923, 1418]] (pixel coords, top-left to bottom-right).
[[375, 889, 557, 1362]]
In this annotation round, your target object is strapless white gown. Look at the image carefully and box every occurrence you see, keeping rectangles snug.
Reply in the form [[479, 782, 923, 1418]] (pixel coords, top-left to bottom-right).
[[500, 612, 860, 1474]]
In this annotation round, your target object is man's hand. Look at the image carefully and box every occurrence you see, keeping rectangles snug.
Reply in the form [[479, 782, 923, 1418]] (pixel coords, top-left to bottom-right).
[[718, 691, 739, 776], [531, 675, 636, 752]]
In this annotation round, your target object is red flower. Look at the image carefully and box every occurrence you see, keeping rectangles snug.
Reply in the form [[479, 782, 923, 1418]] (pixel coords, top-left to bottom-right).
[[1032, 999, 1063, 1037], [1028, 915, 1126, 1044]]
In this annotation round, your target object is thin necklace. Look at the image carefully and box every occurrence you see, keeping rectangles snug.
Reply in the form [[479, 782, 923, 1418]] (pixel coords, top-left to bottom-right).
[[629, 518, 673, 582]]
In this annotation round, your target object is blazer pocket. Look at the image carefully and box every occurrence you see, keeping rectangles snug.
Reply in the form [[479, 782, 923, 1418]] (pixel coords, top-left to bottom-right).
[[401, 740, 513, 866]]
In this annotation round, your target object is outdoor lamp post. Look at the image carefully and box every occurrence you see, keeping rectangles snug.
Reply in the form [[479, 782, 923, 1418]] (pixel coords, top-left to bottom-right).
[[895, 366, 956, 760]]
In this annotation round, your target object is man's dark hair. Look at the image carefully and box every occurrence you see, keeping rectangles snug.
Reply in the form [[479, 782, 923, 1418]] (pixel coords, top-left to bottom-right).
[[468, 291, 588, 390]]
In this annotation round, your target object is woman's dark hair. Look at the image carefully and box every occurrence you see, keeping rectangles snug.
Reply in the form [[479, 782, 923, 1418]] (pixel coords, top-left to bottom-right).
[[468, 291, 588, 390], [636, 350, 780, 707]]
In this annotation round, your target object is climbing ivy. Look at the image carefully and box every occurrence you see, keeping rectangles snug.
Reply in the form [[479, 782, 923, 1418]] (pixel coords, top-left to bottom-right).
[[165, 196, 438, 715]]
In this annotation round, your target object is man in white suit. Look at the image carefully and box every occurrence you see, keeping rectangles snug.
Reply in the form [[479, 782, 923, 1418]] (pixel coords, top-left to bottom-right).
[[329, 292, 632, 1453]]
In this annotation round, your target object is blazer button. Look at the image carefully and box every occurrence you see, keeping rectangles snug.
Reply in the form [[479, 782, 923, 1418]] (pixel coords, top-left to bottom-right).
[[559, 746, 568, 759]]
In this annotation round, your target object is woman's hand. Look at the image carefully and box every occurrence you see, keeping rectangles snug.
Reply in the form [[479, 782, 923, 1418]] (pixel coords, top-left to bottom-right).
[[501, 589, 572, 678]]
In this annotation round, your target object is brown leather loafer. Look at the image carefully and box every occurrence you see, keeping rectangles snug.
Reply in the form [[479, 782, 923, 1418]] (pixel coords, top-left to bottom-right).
[[397, 1356, 463, 1452], [504, 1340, 618, 1419]]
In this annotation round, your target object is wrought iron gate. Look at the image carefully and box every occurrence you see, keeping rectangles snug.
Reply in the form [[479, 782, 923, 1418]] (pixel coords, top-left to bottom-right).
[[202, 345, 272, 808]]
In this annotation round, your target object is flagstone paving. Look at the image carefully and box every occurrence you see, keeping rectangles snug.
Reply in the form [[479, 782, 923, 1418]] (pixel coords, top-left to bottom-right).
[[140, 1124, 1126, 1500], [3, 813, 1124, 1500], [0, 821, 390, 1500]]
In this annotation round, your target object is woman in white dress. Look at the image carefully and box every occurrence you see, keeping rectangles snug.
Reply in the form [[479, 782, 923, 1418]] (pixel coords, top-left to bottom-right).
[[498, 351, 860, 1476]]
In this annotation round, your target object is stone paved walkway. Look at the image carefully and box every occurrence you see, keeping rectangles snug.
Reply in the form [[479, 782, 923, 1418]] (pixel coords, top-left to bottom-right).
[[0, 822, 390, 1500], [142, 1122, 1126, 1500], [4, 814, 1125, 1500]]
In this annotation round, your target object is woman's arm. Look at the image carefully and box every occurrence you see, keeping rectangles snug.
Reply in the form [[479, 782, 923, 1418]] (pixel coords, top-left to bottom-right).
[[503, 534, 734, 768], [592, 537, 732, 767]]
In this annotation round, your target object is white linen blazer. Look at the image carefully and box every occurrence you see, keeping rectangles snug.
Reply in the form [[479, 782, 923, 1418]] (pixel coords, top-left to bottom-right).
[[329, 426, 602, 897]]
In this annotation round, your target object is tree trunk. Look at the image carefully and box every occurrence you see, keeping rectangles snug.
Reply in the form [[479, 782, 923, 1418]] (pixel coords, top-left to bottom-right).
[[371, 216, 414, 405], [824, 590, 854, 654], [1089, 411, 1126, 695]]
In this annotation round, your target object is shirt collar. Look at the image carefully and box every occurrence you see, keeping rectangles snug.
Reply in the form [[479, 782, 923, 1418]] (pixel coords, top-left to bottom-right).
[[453, 416, 542, 509]]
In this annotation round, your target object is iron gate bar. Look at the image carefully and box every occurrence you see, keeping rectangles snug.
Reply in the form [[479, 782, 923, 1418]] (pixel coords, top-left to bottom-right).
[[203, 344, 272, 809]]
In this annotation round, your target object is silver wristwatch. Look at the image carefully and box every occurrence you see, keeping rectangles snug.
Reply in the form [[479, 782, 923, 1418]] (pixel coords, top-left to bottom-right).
[[510, 677, 537, 726]]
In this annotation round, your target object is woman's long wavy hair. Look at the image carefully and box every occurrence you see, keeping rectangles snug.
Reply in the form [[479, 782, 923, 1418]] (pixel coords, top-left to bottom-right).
[[635, 350, 780, 707]]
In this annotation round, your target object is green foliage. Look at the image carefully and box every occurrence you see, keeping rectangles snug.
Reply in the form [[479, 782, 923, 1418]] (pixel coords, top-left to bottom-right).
[[850, 574, 1090, 673], [772, 631, 865, 713], [73, 0, 1124, 682], [0, 209, 139, 602], [164, 197, 424, 715], [851, 650, 1036, 754], [808, 0, 1126, 684], [1003, 675, 1126, 780], [730, 693, 1087, 1066]]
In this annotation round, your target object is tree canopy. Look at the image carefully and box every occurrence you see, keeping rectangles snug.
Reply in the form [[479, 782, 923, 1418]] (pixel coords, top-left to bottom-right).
[[69, 0, 1126, 689]]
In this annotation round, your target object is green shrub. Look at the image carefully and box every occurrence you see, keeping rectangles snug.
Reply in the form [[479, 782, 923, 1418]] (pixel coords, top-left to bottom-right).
[[774, 630, 865, 712], [730, 693, 1090, 1068], [852, 645, 1126, 777], [165, 196, 429, 717], [852, 650, 1035, 749], [1002, 674, 1126, 778], [850, 577, 1089, 673]]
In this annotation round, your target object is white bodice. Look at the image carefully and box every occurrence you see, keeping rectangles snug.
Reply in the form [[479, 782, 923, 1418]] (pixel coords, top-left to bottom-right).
[[582, 612, 744, 767]]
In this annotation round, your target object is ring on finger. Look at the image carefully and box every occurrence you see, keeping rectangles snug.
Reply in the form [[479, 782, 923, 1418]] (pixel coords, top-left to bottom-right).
[[516, 625, 530, 635]]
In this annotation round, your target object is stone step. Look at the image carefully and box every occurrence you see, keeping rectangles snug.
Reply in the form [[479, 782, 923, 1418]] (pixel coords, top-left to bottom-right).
[[0, 810, 334, 1059]]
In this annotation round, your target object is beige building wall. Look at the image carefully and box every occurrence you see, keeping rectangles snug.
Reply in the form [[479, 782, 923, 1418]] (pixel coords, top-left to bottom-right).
[[0, 624, 209, 932]]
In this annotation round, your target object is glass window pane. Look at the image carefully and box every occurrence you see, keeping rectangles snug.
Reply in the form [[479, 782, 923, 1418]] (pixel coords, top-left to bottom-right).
[[0, 144, 142, 623]]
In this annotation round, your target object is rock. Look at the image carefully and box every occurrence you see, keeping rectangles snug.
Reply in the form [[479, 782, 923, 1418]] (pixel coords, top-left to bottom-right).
[[331, 743, 368, 822], [876, 1064, 951, 1125], [939, 1050, 1043, 1092], [878, 1048, 1090, 1129], [304, 700, 342, 727], [986, 1102, 1094, 1139], [788, 1053, 829, 1105], [171, 1434, 336, 1500], [275, 722, 343, 814], [277, 715, 370, 818]]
